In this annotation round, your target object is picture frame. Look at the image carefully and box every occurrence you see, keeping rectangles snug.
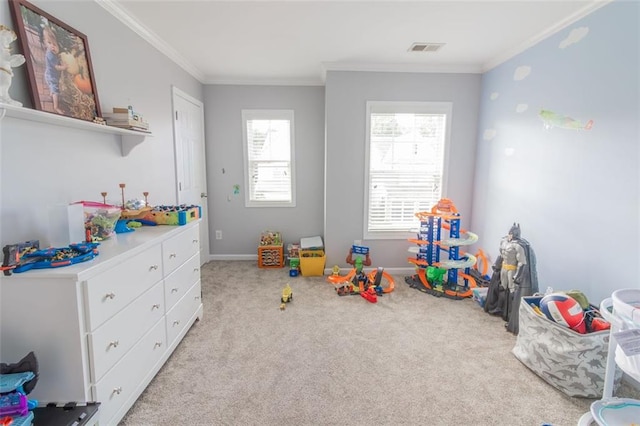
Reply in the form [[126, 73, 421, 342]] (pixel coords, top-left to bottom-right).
[[9, 0, 101, 121]]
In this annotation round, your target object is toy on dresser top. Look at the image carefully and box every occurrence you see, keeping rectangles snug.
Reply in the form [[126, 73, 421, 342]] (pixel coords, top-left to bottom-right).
[[141, 205, 202, 226], [1, 240, 99, 276]]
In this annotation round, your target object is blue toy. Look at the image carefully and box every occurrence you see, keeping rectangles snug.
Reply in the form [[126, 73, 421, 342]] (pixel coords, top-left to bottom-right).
[[11, 242, 99, 274]]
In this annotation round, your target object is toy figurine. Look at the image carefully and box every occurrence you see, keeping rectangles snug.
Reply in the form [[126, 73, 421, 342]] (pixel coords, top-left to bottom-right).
[[485, 223, 538, 334], [346, 246, 371, 290], [0, 25, 25, 107], [280, 283, 293, 310]]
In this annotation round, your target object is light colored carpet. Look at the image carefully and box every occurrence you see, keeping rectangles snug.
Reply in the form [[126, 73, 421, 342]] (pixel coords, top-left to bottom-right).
[[120, 261, 637, 426]]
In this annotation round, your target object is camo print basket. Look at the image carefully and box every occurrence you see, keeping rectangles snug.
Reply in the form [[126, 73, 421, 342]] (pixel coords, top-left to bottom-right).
[[512, 296, 621, 397]]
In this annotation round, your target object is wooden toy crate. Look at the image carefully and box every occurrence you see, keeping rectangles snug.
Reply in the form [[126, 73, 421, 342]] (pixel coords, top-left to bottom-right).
[[258, 244, 284, 268]]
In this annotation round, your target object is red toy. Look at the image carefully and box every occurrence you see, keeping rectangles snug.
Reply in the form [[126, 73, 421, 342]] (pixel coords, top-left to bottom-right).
[[360, 287, 377, 303]]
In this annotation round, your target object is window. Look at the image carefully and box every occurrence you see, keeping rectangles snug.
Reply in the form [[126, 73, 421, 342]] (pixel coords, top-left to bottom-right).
[[364, 101, 451, 239], [242, 110, 296, 207]]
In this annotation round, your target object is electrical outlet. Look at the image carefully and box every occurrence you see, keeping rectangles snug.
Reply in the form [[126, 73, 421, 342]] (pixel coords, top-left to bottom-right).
[[215, 230, 222, 240]]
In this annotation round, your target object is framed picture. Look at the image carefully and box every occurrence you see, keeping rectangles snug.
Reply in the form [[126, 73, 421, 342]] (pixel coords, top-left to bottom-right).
[[9, 0, 101, 121]]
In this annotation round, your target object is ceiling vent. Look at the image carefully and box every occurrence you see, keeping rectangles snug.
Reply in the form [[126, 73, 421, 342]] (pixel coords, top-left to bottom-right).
[[408, 42, 445, 53]]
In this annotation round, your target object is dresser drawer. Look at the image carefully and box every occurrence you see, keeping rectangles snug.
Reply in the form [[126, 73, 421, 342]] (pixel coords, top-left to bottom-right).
[[166, 281, 202, 345], [88, 280, 165, 382], [164, 253, 200, 311], [85, 245, 162, 331], [93, 319, 166, 425], [162, 224, 199, 276]]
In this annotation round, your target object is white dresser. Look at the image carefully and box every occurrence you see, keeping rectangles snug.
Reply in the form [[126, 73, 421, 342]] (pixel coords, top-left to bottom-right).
[[0, 221, 203, 425]]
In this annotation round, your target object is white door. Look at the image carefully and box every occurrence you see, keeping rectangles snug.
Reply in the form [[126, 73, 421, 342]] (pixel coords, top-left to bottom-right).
[[172, 86, 210, 264]]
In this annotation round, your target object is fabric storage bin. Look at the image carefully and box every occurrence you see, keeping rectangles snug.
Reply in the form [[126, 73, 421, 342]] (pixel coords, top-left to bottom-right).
[[512, 296, 621, 398]]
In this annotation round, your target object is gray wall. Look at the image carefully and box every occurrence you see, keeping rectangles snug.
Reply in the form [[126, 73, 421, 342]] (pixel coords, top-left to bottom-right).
[[0, 0, 203, 246], [203, 85, 325, 256], [472, 0, 639, 304], [324, 71, 482, 269]]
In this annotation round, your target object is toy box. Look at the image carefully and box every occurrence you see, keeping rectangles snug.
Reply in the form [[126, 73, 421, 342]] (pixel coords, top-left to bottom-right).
[[258, 244, 284, 268], [142, 205, 201, 225], [300, 249, 325, 276], [512, 296, 620, 397]]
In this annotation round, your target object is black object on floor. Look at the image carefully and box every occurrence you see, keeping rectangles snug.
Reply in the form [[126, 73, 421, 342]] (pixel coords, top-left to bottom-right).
[[32, 402, 100, 426]]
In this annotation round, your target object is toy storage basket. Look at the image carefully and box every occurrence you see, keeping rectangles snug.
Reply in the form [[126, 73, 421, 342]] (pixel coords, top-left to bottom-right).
[[512, 296, 620, 398]]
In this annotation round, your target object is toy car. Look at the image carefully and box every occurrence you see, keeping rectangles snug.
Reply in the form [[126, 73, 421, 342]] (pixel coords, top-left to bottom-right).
[[281, 283, 293, 303]]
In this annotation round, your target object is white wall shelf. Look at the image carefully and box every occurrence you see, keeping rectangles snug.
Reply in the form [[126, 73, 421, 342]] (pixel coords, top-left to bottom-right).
[[0, 103, 151, 156]]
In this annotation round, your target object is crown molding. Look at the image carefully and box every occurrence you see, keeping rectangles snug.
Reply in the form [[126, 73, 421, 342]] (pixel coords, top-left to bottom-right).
[[204, 77, 325, 86], [321, 62, 482, 80], [482, 0, 613, 72], [96, 0, 206, 83]]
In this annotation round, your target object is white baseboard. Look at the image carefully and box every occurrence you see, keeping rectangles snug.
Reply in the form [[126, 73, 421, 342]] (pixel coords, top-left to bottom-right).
[[207, 254, 257, 261], [203, 256, 416, 276]]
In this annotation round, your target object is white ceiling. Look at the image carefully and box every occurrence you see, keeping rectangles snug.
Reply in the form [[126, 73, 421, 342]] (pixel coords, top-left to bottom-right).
[[101, 0, 608, 85]]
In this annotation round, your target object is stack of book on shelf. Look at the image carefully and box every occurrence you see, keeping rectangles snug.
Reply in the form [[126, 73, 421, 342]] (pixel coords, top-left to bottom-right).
[[103, 107, 150, 132]]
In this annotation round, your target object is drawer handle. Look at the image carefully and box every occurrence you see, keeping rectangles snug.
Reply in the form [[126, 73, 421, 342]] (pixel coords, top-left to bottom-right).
[[171, 288, 179, 293], [149, 265, 159, 271], [152, 304, 160, 310], [169, 253, 177, 258], [154, 342, 163, 348], [193, 268, 200, 272], [173, 320, 180, 326], [105, 292, 116, 300], [108, 340, 120, 348], [192, 239, 199, 243], [195, 296, 201, 300], [112, 387, 123, 395]]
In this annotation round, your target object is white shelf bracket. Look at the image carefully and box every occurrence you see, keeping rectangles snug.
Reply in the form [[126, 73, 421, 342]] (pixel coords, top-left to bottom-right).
[[121, 134, 147, 156]]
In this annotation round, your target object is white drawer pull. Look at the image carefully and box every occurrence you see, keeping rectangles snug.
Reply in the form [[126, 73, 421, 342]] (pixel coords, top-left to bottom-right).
[[193, 239, 199, 243], [149, 265, 159, 271], [152, 304, 160, 310], [195, 296, 201, 300], [171, 288, 179, 293], [169, 253, 177, 258], [154, 342, 163, 348], [112, 387, 123, 395], [173, 320, 180, 326], [105, 292, 116, 300], [108, 340, 120, 348], [193, 268, 200, 272]]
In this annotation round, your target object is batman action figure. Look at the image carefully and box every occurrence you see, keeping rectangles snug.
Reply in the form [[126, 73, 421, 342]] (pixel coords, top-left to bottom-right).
[[484, 223, 538, 334]]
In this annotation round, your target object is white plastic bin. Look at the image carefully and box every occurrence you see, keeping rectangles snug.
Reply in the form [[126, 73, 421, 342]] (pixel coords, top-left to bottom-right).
[[611, 288, 640, 383]]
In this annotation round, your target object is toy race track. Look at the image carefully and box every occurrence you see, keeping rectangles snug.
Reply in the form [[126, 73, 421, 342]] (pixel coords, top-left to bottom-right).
[[327, 267, 395, 302], [405, 198, 488, 299]]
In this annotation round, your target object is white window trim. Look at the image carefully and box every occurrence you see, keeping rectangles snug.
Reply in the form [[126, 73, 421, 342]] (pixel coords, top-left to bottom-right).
[[363, 101, 452, 240], [241, 109, 296, 208]]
